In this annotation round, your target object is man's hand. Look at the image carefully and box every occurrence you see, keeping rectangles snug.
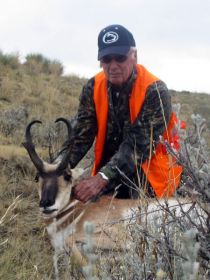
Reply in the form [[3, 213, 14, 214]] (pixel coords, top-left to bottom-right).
[[73, 173, 108, 203]]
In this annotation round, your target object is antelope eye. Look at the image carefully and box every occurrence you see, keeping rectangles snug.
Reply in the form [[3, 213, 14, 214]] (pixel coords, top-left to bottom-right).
[[63, 172, 71, 182], [34, 174, 39, 182]]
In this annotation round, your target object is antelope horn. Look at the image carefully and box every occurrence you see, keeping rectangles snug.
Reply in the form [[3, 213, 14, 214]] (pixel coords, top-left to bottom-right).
[[55, 117, 72, 138], [55, 118, 73, 171], [22, 120, 44, 172]]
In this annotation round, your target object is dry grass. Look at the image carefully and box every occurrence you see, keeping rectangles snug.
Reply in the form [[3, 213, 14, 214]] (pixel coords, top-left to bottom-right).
[[0, 145, 30, 159], [0, 158, 54, 280], [0, 53, 210, 279], [0, 60, 87, 279]]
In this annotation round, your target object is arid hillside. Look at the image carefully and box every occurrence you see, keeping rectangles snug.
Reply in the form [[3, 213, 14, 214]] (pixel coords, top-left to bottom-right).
[[0, 52, 209, 279]]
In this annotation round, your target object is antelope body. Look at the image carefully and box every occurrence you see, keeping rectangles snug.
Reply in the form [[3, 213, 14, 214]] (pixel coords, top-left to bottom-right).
[[23, 119, 201, 266], [22, 120, 140, 260]]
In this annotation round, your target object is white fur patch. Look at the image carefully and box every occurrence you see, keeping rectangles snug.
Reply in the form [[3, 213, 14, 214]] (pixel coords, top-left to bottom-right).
[[47, 210, 85, 251], [43, 162, 59, 172]]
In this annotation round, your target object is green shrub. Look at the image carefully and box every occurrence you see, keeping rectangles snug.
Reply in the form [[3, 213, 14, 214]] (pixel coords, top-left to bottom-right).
[[0, 50, 20, 69], [24, 53, 63, 75], [0, 106, 28, 138]]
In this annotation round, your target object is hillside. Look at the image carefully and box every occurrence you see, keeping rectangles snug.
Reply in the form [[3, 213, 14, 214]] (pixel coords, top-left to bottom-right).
[[0, 52, 210, 279], [170, 89, 210, 129], [0, 53, 210, 147]]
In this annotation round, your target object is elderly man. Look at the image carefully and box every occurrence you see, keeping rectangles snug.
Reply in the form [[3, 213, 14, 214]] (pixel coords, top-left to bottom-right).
[[61, 24, 183, 203]]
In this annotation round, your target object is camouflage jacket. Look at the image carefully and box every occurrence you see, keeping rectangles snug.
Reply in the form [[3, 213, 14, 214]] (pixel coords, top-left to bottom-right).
[[62, 68, 172, 182]]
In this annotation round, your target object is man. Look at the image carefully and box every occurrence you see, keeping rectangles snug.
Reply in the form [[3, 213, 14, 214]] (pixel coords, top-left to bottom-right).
[[62, 24, 183, 203]]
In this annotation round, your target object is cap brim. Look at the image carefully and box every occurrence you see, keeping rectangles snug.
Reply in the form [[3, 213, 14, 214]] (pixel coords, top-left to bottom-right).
[[98, 46, 130, 60]]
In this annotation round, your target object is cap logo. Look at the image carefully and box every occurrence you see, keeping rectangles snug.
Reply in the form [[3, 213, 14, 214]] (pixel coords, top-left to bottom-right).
[[102, 31, 119, 44]]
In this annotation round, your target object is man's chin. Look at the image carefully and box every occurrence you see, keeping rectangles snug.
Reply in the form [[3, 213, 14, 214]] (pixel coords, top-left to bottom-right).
[[109, 76, 123, 86]]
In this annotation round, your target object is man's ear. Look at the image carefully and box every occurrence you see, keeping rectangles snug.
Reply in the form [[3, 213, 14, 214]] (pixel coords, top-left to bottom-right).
[[134, 50, 137, 63], [130, 49, 137, 64]]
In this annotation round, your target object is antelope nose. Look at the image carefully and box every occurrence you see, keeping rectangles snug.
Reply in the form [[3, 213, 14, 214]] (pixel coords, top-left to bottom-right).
[[39, 198, 54, 208], [40, 185, 58, 208]]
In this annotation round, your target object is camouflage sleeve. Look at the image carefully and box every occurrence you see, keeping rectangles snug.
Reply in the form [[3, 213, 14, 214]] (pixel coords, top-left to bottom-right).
[[100, 80, 172, 180], [60, 78, 97, 168]]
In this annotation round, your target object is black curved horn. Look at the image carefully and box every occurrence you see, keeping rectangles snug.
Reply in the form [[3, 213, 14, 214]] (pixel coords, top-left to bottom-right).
[[55, 118, 73, 171], [55, 118, 72, 139], [22, 120, 44, 172], [25, 120, 42, 143]]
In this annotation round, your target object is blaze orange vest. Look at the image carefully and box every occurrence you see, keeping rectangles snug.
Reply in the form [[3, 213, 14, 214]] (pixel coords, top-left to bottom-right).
[[92, 64, 183, 198]]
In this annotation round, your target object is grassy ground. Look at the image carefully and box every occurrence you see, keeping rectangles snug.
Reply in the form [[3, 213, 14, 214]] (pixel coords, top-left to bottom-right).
[[0, 54, 210, 279], [0, 157, 54, 279]]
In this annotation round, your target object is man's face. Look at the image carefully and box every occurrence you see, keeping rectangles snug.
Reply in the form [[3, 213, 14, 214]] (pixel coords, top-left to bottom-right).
[[100, 48, 137, 86]]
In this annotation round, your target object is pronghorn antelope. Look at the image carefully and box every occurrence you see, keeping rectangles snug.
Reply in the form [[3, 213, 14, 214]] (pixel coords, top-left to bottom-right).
[[22, 119, 140, 259], [22, 119, 202, 267]]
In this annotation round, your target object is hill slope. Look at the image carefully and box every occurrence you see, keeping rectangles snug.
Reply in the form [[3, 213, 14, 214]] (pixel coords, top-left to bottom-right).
[[1, 60, 210, 147], [1, 52, 210, 153], [0, 55, 210, 279]]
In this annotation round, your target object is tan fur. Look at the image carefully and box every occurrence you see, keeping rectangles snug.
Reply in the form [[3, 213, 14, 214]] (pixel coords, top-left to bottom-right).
[[35, 164, 194, 266], [50, 193, 193, 265]]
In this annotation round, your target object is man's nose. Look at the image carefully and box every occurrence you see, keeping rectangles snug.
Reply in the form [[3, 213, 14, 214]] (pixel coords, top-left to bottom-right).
[[109, 59, 119, 69]]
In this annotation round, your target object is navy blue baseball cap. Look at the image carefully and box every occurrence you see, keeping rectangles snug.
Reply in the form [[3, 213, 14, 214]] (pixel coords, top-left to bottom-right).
[[98, 24, 136, 60]]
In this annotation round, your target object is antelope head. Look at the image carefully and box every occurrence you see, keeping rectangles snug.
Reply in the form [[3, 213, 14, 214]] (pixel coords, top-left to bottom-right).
[[23, 118, 79, 218]]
